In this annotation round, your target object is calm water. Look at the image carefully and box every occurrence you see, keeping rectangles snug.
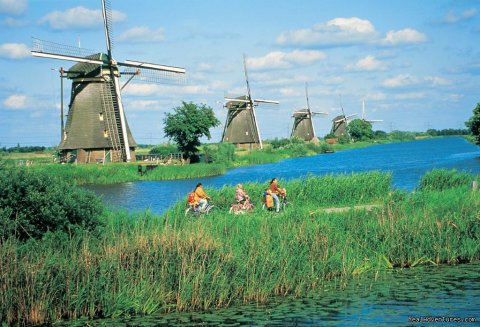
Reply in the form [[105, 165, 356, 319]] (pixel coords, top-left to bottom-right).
[[86, 137, 480, 215], [63, 263, 480, 326]]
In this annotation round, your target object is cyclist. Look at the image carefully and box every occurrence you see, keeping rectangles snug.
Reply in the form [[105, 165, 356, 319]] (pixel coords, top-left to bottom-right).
[[193, 182, 210, 212], [269, 178, 286, 212]]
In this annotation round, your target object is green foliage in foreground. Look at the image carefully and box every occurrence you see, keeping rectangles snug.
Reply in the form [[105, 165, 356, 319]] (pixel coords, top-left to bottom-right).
[[1, 171, 479, 325], [0, 168, 104, 241], [418, 169, 473, 192]]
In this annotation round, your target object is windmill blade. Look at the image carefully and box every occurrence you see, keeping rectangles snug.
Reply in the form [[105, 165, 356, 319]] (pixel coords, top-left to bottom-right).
[[253, 99, 279, 104], [334, 117, 346, 123], [305, 82, 311, 111], [366, 119, 384, 123], [32, 51, 104, 65], [119, 60, 185, 74], [121, 66, 186, 84], [101, 0, 114, 54], [243, 54, 252, 101], [311, 111, 328, 115], [346, 114, 357, 119], [32, 38, 99, 62], [224, 98, 250, 103]]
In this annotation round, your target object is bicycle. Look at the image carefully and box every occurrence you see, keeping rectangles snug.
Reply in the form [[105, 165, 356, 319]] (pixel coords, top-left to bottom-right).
[[229, 198, 254, 215], [184, 202, 215, 217], [262, 195, 290, 212]]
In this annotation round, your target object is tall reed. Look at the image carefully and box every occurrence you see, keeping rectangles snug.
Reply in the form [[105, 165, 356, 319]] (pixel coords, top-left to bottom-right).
[[1, 171, 479, 325]]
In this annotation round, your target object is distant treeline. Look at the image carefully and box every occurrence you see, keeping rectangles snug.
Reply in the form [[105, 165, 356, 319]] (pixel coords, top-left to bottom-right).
[[426, 128, 469, 136], [1, 145, 46, 153]]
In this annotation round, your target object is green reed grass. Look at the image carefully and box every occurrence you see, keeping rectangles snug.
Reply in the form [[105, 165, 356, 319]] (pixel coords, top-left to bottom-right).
[[1, 171, 479, 325]]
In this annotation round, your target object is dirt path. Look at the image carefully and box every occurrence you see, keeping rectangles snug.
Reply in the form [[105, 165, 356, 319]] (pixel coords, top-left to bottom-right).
[[309, 204, 382, 215]]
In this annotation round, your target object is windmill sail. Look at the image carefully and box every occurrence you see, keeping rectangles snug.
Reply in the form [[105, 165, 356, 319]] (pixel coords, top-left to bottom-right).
[[31, 0, 185, 163], [291, 83, 327, 141], [221, 55, 278, 149]]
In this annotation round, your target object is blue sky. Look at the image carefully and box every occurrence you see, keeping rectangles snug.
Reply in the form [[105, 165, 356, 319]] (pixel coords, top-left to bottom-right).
[[1, 0, 479, 147]]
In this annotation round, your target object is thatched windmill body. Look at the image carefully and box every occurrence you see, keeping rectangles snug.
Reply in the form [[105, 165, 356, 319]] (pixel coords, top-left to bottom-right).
[[221, 56, 279, 150], [32, 0, 185, 164], [291, 83, 327, 141], [331, 97, 357, 138]]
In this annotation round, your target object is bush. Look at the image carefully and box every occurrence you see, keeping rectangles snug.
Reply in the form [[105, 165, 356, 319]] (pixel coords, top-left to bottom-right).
[[202, 143, 235, 164], [149, 144, 179, 156], [418, 169, 473, 192], [0, 169, 105, 241]]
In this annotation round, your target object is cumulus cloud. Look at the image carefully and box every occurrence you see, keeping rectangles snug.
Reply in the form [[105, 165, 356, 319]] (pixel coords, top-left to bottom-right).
[[0, 0, 27, 15], [443, 8, 477, 24], [247, 50, 326, 69], [118, 26, 165, 43], [382, 28, 427, 45], [0, 43, 30, 59], [40, 6, 126, 30], [394, 92, 426, 100], [383, 74, 450, 88], [123, 83, 210, 96], [3, 17, 28, 27], [277, 17, 377, 46], [4, 94, 28, 109], [345, 55, 387, 72]]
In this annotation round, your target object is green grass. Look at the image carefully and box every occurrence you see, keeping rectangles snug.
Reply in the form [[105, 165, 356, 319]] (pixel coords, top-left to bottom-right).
[[1, 171, 479, 325]]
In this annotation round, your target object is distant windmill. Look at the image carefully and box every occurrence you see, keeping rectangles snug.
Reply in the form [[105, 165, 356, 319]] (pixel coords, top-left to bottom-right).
[[291, 82, 327, 141], [221, 55, 279, 149], [331, 96, 357, 138], [31, 0, 185, 164], [361, 100, 383, 124]]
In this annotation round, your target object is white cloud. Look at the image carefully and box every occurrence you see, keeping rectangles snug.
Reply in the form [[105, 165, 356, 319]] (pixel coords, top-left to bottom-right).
[[382, 28, 427, 45], [123, 83, 210, 96], [0, 43, 30, 59], [424, 76, 450, 86], [383, 74, 420, 88], [118, 26, 165, 43], [277, 17, 377, 46], [4, 94, 28, 109], [0, 0, 27, 15], [383, 74, 450, 88], [346, 55, 387, 72], [279, 87, 299, 97], [247, 50, 326, 69], [365, 92, 387, 101], [3, 17, 28, 27], [394, 92, 426, 100], [443, 8, 477, 24], [40, 6, 126, 30]]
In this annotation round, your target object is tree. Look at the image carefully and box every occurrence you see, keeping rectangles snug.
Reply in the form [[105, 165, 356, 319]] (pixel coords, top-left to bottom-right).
[[347, 119, 374, 141], [465, 102, 480, 145], [164, 101, 220, 161]]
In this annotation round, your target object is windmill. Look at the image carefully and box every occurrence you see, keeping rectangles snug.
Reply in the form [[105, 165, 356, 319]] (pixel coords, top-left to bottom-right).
[[331, 96, 357, 138], [31, 0, 185, 164], [291, 82, 328, 141], [221, 55, 279, 150], [361, 100, 383, 124]]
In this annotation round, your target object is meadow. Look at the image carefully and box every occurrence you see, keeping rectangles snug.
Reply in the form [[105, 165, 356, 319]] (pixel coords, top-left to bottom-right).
[[1, 170, 479, 325]]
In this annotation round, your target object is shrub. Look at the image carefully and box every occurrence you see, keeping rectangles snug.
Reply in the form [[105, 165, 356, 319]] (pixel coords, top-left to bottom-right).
[[0, 169, 105, 241], [149, 144, 179, 156], [202, 143, 235, 164], [418, 169, 473, 192]]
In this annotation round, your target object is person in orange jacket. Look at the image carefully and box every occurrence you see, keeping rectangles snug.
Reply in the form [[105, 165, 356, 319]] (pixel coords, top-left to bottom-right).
[[269, 178, 286, 212], [194, 182, 210, 212]]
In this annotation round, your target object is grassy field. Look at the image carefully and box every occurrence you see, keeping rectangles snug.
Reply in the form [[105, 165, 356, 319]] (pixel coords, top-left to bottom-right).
[[1, 170, 479, 325]]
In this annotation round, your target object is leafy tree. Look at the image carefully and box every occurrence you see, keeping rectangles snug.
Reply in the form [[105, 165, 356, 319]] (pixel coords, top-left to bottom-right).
[[466, 103, 480, 145], [347, 119, 374, 141], [163, 102, 220, 161]]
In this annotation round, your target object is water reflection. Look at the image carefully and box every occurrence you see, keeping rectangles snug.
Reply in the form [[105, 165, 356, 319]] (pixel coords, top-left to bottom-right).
[[61, 263, 479, 326]]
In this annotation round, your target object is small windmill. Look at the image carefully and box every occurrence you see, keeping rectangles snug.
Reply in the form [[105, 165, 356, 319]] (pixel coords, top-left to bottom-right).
[[32, 0, 185, 163], [221, 55, 279, 149], [331, 96, 357, 138], [361, 100, 383, 124], [291, 82, 327, 141]]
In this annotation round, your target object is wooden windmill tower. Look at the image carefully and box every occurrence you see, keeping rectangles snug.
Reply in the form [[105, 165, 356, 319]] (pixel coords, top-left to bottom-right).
[[31, 0, 185, 164], [291, 83, 327, 141], [331, 97, 357, 138], [221, 55, 279, 150]]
